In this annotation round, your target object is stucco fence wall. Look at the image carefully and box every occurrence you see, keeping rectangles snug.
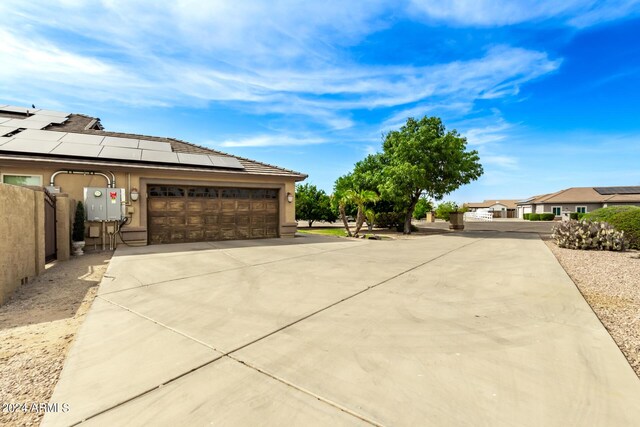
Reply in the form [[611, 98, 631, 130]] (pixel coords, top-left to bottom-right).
[[0, 184, 45, 305], [0, 184, 75, 305]]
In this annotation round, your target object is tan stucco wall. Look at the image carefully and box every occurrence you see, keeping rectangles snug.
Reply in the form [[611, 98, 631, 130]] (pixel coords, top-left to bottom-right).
[[0, 161, 300, 245], [0, 184, 45, 305]]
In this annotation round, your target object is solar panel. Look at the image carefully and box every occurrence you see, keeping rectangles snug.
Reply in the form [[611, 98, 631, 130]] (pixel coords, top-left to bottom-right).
[[60, 133, 105, 145], [138, 139, 172, 152], [31, 114, 68, 124], [32, 109, 69, 118], [140, 150, 180, 163], [13, 129, 66, 141], [0, 126, 18, 136], [177, 153, 213, 166], [0, 138, 61, 154], [594, 186, 640, 195], [98, 146, 142, 161], [0, 106, 39, 114], [50, 142, 104, 157], [0, 137, 13, 146], [208, 155, 244, 169], [102, 136, 139, 149]]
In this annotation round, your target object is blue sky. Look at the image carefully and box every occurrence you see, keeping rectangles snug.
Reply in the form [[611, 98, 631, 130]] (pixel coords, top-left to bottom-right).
[[1, 1, 640, 203]]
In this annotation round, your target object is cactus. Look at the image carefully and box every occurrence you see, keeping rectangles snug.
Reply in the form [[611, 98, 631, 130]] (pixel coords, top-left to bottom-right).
[[552, 220, 625, 251]]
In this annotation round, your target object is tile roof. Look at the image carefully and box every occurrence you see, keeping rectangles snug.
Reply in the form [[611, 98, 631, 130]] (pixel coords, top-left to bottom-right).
[[45, 114, 307, 179], [466, 199, 519, 209], [519, 187, 640, 204]]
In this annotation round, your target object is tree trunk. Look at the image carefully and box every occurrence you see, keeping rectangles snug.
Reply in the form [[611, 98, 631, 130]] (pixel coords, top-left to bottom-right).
[[403, 192, 421, 234], [339, 204, 352, 237], [353, 207, 365, 237], [308, 220, 313, 227]]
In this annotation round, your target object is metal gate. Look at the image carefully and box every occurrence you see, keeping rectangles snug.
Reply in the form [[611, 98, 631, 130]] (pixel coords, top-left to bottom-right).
[[44, 188, 57, 262]]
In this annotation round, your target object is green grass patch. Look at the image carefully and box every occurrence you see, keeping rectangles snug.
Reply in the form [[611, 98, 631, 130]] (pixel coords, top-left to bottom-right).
[[297, 228, 348, 237]]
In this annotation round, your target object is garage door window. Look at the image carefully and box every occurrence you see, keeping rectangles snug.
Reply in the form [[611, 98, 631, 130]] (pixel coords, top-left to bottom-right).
[[188, 187, 218, 198], [149, 186, 185, 197]]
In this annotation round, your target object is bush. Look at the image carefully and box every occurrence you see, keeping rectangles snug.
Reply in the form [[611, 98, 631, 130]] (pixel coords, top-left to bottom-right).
[[584, 205, 640, 223], [72, 201, 86, 242], [540, 213, 556, 221], [529, 213, 540, 221], [607, 209, 640, 249], [413, 197, 433, 220], [435, 201, 458, 221], [375, 212, 404, 230], [552, 220, 626, 251], [523, 213, 530, 220], [570, 212, 588, 220]]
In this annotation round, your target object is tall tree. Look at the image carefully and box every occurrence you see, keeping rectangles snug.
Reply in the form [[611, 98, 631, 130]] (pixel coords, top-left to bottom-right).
[[380, 116, 483, 234], [295, 183, 337, 227]]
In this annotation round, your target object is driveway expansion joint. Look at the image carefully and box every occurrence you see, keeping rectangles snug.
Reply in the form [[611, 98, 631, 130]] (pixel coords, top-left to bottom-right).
[[78, 237, 482, 424]]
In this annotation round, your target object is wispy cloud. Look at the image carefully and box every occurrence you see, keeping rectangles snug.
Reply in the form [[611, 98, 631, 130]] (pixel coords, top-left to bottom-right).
[[407, 0, 640, 27], [215, 135, 327, 147], [0, 2, 560, 135]]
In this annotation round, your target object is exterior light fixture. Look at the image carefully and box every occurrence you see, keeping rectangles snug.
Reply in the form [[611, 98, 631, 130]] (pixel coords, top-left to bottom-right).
[[287, 192, 293, 203], [130, 188, 139, 202]]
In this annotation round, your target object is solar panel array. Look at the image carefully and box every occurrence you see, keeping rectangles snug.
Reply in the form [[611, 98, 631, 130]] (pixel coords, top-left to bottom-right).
[[0, 129, 244, 170], [0, 106, 69, 130], [594, 186, 640, 195]]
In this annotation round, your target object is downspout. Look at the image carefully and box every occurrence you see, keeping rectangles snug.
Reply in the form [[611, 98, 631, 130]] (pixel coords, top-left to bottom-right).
[[50, 170, 112, 188]]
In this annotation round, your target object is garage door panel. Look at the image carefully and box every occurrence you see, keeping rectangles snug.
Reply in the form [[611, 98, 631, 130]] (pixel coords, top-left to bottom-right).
[[221, 201, 236, 211], [204, 215, 219, 225], [236, 215, 250, 226], [237, 200, 251, 212], [187, 216, 203, 225], [236, 227, 250, 239], [167, 201, 186, 211], [148, 186, 279, 244], [168, 216, 185, 225], [220, 228, 236, 240]]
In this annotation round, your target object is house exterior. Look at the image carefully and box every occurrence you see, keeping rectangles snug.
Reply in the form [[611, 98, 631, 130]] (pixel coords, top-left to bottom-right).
[[0, 105, 307, 246], [465, 200, 519, 218], [516, 186, 640, 219]]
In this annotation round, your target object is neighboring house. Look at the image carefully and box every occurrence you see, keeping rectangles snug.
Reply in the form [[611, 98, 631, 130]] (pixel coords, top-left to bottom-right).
[[516, 186, 640, 219], [465, 200, 519, 218], [0, 105, 307, 246]]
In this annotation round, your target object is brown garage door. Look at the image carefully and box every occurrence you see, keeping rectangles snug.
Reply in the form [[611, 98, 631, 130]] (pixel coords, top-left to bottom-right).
[[147, 185, 279, 244]]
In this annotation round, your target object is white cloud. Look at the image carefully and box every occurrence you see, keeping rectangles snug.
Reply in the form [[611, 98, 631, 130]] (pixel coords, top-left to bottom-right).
[[216, 135, 327, 147], [0, 2, 561, 132], [407, 0, 640, 27]]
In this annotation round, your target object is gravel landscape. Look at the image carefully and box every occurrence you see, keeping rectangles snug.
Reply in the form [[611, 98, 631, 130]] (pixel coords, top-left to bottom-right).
[[546, 241, 640, 377], [0, 252, 111, 427]]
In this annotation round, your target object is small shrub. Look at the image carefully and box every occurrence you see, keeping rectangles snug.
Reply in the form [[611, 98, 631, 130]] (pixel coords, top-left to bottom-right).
[[529, 213, 540, 221], [523, 213, 530, 220], [607, 209, 640, 249], [584, 205, 640, 223], [435, 201, 459, 221], [578, 212, 587, 220], [570, 212, 588, 220], [375, 212, 403, 230], [72, 201, 86, 242], [552, 220, 625, 251], [540, 213, 556, 221]]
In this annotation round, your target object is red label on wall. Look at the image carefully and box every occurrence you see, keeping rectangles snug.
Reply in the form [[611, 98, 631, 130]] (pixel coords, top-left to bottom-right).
[[110, 192, 117, 204]]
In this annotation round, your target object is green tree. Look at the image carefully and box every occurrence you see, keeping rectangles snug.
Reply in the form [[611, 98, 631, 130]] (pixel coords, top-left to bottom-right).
[[72, 201, 86, 242], [412, 197, 433, 220], [333, 189, 379, 237], [435, 201, 459, 221], [295, 183, 337, 227], [380, 116, 483, 233]]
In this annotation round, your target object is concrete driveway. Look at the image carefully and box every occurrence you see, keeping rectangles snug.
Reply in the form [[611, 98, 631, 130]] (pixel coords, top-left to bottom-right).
[[44, 232, 640, 426]]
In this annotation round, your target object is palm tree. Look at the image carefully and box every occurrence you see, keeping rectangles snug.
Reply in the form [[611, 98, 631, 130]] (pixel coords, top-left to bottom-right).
[[350, 190, 379, 237]]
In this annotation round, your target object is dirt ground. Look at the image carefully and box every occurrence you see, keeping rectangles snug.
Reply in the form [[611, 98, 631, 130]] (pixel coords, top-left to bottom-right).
[[0, 251, 111, 427]]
